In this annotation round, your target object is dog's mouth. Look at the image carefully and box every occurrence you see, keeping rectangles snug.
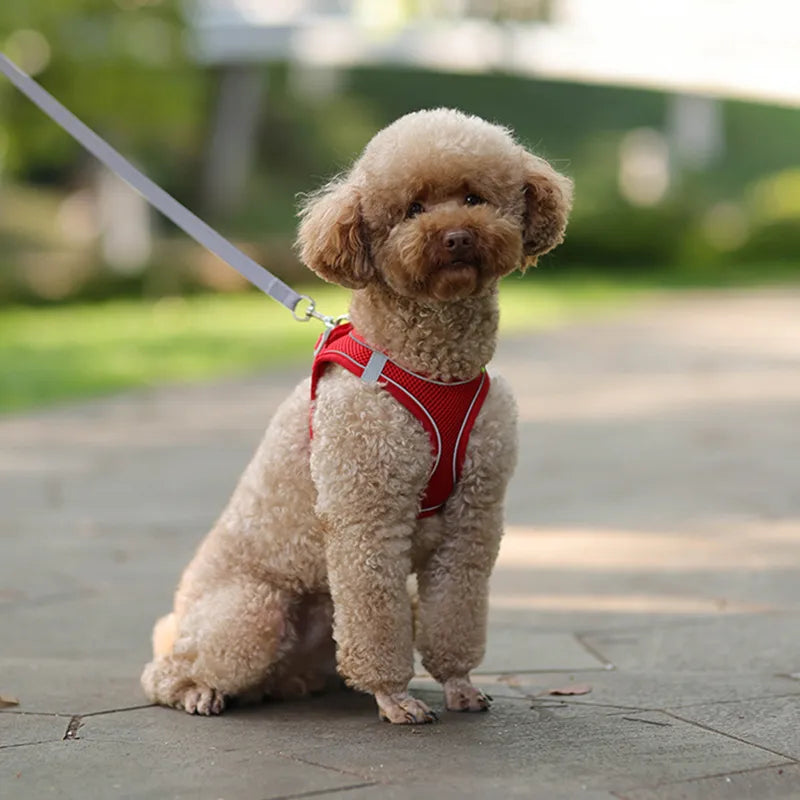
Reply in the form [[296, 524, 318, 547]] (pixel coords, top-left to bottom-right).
[[439, 258, 480, 272], [426, 259, 483, 301]]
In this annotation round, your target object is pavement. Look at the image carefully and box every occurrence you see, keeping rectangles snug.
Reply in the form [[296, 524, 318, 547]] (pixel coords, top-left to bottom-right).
[[1, 287, 800, 799]]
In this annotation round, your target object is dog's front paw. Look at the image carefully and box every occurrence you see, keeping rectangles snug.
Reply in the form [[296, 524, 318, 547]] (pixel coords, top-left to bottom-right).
[[180, 684, 225, 715], [375, 691, 438, 724], [443, 677, 491, 712]]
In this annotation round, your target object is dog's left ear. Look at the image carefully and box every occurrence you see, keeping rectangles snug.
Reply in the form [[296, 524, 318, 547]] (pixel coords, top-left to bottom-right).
[[296, 177, 373, 288], [521, 152, 573, 269]]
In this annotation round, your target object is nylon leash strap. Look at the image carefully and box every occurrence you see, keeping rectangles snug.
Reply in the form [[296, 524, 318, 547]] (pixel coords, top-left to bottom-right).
[[0, 53, 316, 318]]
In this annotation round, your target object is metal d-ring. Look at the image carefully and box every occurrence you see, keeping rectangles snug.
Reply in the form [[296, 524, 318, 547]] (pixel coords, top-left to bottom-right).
[[292, 294, 316, 322], [292, 294, 348, 329]]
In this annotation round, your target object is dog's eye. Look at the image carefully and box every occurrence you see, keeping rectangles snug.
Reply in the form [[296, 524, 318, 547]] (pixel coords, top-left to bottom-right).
[[406, 201, 424, 219], [465, 194, 486, 207]]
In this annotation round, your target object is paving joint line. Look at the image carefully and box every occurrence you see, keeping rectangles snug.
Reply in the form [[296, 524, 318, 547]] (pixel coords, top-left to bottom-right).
[[610, 758, 799, 798], [575, 615, 758, 642], [620, 716, 672, 727], [662, 709, 800, 762], [262, 782, 379, 800], [0, 710, 74, 718], [471, 666, 614, 676], [582, 697, 800, 766], [0, 739, 63, 751], [664, 690, 800, 711], [574, 632, 615, 669], [530, 698, 642, 712], [275, 751, 375, 783], [82, 703, 155, 718], [1, 704, 154, 721]]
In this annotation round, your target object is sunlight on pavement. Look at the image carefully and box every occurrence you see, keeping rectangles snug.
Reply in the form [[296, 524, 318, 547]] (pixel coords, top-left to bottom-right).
[[497, 523, 800, 572], [489, 592, 774, 615]]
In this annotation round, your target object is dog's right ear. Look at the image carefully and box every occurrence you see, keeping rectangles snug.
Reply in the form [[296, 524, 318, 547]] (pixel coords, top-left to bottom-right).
[[296, 178, 373, 288]]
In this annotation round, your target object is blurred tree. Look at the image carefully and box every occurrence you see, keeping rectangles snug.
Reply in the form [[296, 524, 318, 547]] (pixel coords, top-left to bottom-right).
[[1, 3, 798, 303], [0, 0, 206, 196]]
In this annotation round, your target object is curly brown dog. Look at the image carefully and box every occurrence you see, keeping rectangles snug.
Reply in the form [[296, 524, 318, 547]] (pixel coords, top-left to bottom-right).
[[141, 108, 572, 724]]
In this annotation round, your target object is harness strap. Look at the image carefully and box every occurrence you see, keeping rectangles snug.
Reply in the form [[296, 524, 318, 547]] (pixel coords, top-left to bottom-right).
[[361, 352, 389, 384], [310, 324, 490, 517]]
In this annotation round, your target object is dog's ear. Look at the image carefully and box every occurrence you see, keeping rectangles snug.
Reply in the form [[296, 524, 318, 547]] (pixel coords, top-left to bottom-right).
[[521, 152, 573, 269], [296, 178, 373, 288]]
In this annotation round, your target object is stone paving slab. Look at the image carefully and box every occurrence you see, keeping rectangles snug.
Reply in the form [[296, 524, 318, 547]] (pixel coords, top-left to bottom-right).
[[0, 659, 146, 716], [621, 764, 800, 800], [479, 628, 606, 672], [0, 712, 66, 749], [0, 519, 196, 613], [11, 695, 783, 798], [468, 668, 800, 711], [1, 738, 363, 800], [2, 289, 800, 798], [249, 701, 790, 794], [666, 694, 800, 761], [322, 782, 619, 799], [581, 615, 800, 673], [1, 592, 160, 661], [415, 628, 607, 675]]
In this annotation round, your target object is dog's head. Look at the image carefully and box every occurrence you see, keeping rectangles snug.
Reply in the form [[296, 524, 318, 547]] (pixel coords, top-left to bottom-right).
[[297, 108, 572, 302]]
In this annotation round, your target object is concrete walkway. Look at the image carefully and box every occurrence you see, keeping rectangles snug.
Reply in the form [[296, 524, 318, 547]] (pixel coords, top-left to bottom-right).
[[2, 288, 799, 799]]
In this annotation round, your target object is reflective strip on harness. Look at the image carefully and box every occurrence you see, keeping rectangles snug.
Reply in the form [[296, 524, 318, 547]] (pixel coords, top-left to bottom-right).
[[361, 351, 388, 384]]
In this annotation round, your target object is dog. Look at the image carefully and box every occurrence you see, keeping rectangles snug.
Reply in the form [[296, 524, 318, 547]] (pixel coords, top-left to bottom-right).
[[141, 108, 572, 724]]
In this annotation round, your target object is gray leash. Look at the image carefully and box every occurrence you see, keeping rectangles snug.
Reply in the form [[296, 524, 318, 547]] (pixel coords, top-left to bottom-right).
[[0, 53, 339, 326]]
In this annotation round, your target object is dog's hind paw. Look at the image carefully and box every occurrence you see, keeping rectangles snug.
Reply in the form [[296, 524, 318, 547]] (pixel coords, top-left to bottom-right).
[[375, 691, 438, 724], [180, 685, 225, 716], [443, 677, 491, 712]]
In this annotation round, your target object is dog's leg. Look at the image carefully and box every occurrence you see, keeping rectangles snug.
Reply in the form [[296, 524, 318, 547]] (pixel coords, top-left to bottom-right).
[[416, 377, 518, 712], [312, 377, 436, 724], [324, 523, 437, 724], [415, 503, 504, 712], [141, 580, 292, 714]]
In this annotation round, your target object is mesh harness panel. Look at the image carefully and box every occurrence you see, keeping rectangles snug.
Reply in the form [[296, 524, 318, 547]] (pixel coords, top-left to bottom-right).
[[310, 323, 490, 517]]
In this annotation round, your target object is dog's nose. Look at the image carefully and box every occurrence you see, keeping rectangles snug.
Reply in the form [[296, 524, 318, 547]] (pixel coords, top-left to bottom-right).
[[443, 229, 474, 258]]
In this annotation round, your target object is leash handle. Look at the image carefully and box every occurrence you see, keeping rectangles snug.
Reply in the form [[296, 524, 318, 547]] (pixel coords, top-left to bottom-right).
[[0, 53, 305, 313]]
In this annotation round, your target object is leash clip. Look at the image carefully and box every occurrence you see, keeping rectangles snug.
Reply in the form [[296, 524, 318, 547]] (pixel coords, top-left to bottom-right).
[[292, 295, 348, 329]]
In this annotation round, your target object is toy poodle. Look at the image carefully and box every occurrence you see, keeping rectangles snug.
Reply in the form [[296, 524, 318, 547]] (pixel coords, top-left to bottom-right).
[[141, 107, 572, 724]]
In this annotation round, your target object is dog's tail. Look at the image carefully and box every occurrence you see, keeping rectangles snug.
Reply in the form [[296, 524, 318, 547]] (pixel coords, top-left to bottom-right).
[[152, 612, 178, 657]]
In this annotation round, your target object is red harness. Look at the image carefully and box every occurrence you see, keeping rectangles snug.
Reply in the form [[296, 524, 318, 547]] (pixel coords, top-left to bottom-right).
[[310, 323, 490, 517]]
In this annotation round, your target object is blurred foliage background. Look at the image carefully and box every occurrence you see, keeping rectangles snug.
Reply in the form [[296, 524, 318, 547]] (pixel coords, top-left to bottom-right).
[[1, 0, 798, 409]]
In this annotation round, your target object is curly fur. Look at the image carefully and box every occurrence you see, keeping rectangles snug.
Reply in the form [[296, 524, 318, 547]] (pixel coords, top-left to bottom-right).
[[141, 108, 572, 723]]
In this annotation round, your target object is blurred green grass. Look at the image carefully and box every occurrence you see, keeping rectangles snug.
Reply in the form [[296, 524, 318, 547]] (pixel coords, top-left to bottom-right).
[[0, 279, 642, 414]]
